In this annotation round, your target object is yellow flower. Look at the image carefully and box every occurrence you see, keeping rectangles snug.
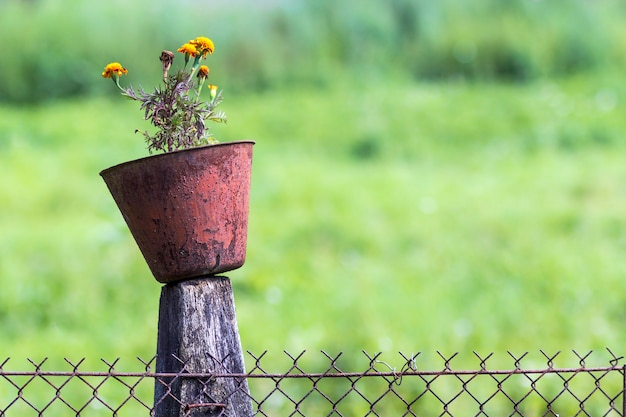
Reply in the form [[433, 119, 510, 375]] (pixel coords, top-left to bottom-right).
[[177, 43, 198, 58], [197, 65, 210, 79], [190, 36, 215, 58], [102, 62, 128, 78]]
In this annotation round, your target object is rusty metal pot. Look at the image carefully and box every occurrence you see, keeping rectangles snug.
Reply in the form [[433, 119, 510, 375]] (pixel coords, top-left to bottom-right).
[[100, 141, 254, 283]]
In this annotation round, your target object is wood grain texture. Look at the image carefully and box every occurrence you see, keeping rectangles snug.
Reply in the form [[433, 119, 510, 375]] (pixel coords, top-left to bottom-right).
[[153, 277, 253, 416]]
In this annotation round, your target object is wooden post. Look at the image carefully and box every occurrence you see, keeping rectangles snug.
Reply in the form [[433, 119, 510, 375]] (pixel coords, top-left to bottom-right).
[[153, 277, 253, 417]]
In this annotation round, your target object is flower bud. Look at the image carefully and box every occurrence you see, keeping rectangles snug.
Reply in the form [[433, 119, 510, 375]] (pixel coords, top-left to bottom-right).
[[208, 84, 218, 100]]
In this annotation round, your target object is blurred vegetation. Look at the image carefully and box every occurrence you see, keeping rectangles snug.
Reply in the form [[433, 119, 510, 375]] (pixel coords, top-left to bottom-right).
[[4, 75, 626, 414], [3, 0, 626, 413], [1, 0, 626, 102], [2, 0, 626, 373]]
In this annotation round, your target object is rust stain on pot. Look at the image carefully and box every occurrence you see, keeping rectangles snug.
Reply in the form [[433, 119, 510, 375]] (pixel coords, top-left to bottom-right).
[[100, 141, 254, 283]]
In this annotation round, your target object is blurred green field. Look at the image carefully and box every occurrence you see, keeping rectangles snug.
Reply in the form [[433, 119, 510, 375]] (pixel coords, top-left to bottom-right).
[[2, 0, 626, 401], [2, 71, 626, 365], [4, 0, 626, 408]]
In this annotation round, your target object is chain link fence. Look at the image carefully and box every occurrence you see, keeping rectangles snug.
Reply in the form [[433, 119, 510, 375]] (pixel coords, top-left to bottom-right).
[[1, 349, 624, 416]]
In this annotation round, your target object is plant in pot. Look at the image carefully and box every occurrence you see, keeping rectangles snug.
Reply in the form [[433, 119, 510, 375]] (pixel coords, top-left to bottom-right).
[[99, 36, 254, 284]]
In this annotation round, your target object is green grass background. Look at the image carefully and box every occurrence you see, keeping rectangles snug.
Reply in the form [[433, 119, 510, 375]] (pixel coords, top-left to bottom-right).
[[1, 0, 626, 374]]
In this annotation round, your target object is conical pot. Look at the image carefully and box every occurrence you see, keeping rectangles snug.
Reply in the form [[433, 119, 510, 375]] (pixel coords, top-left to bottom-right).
[[100, 141, 254, 283]]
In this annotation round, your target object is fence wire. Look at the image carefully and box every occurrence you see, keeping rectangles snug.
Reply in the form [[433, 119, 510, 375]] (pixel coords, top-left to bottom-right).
[[1, 349, 624, 416]]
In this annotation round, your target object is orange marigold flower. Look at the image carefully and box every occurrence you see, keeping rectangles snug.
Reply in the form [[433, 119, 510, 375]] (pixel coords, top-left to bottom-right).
[[102, 62, 128, 78], [197, 65, 210, 79], [190, 36, 215, 57], [177, 43, 198, 57]]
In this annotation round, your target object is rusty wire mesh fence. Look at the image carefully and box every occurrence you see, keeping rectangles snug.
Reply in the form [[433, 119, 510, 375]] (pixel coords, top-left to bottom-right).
[[1, 349, 625, 416]]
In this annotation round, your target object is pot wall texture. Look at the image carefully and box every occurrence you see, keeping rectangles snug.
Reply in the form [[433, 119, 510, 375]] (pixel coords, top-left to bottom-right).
[[100, 141, 254, 283]]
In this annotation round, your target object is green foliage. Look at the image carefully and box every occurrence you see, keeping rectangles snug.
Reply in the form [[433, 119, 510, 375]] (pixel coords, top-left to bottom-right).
[[1, 0, 626, 102], [405, 0, 618, 81], [122, 69, 226, 153]]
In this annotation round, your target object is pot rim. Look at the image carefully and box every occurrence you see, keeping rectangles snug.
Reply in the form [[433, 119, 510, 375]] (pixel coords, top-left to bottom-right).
[[99, 140, 255, 177]]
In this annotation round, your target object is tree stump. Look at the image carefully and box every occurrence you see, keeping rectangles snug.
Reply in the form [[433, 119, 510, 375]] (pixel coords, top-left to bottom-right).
[[153, 277, 253, 417]]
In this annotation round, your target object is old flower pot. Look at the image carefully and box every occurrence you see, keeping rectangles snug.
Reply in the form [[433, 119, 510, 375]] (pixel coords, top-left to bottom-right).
[[100, 141, 254, 283]]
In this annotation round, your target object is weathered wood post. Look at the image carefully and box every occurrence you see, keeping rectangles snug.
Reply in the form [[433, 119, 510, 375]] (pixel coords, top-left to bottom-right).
[[153, 276, 253, 416], [99, 142, 256, 416]]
